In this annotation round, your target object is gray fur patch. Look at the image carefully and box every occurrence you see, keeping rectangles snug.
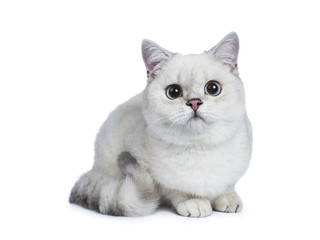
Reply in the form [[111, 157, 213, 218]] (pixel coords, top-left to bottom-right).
[[69, 175, 127, 216], [140, 184, 160, 204], [108, 203, 124, 216], [118, 151, 160, 205], [69, 187, 100, 213], [70, 153, 160, 217], [118, 151, 139, 177]]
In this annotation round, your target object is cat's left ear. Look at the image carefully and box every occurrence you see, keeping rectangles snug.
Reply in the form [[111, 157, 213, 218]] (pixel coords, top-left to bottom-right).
[[141, 39, 173, 78], [207, 32, 239, 70]]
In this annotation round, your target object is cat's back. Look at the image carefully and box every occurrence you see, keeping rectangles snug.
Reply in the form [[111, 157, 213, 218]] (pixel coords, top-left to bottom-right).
[[98, 92, 143, 138], [93, 92, 144, 173]]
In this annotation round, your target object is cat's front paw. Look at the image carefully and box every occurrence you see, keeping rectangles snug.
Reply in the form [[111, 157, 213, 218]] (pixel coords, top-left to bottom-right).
[[212, 192, 242, 213], [176, 198, 212, 218]]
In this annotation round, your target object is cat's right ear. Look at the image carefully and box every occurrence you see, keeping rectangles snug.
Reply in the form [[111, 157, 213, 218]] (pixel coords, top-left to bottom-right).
[[207, 32, 239, 71], [141, 40, 173, 78]]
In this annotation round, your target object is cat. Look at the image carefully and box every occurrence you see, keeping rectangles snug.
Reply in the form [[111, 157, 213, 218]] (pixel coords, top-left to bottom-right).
[[69, 32, 252, 217]]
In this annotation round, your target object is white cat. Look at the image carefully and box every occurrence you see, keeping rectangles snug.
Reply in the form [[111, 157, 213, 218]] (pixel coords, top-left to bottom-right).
[[70, 32, 252, 217]]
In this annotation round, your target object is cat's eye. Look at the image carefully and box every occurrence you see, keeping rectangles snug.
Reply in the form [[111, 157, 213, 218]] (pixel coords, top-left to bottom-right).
[[204, 81, 221, 96], [166, 84, 183, 100]]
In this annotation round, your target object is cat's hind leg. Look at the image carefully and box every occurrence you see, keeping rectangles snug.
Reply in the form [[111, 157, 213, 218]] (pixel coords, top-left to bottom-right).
[[117, 151, 160, 214], [70, 152, 160, 216], [69, 170, 122, 215]]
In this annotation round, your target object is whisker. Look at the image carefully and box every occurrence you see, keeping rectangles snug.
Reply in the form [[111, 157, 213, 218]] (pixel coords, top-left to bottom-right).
[[169, 112, 190, 124], [146, 115, 168, 131], [165, 117, 185, 143]]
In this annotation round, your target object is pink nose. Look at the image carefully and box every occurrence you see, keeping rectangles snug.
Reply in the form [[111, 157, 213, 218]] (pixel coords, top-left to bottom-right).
[[186, 99, 203, 112]]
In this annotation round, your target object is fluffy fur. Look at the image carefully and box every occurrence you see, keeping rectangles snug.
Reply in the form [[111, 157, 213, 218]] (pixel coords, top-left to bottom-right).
[[70, 32, 252, 217]]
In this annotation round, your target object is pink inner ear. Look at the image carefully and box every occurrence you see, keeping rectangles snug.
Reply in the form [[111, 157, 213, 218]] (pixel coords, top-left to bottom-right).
[[208, 32, 239, 68]]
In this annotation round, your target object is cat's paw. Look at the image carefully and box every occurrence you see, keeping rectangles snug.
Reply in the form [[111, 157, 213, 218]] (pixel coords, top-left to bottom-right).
[[176, 198, 212, 218], [212, 192, 243, 213]]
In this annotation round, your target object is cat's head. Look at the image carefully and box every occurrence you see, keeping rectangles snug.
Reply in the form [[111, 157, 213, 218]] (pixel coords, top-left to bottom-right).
[[142, 32, 247, 139]]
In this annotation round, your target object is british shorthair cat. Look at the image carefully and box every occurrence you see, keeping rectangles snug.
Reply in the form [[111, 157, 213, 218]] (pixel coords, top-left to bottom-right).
[[70, 32, 252, 217]]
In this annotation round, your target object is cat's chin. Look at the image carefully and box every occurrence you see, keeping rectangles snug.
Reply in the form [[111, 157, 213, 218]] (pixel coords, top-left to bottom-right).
[[185, 114, 210, 133]]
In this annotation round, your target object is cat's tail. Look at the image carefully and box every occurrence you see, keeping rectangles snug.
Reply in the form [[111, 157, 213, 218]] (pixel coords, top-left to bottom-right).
[[69, 152, 160, 216]]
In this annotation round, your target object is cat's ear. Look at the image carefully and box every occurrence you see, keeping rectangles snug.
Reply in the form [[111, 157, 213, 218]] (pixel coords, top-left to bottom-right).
[[142, 39, 173, 78], [207, 32, 239, 70]]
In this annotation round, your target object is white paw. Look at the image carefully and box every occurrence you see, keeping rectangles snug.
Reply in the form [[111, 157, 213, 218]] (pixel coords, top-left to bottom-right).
[[176, 198, 212, 218], [212, 193, 243, 213]]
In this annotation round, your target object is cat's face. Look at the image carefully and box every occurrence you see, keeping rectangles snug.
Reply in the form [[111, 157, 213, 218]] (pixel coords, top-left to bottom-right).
[[142, 33, 246, 135]]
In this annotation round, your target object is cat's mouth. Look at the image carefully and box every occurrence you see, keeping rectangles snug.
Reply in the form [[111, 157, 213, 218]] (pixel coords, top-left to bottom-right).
[[182, 112, 209, 132], [190, 112, 205, 122]]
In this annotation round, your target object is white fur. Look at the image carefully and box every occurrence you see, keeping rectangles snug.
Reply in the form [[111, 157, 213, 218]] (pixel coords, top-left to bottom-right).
[[70, 32, 252, 217]]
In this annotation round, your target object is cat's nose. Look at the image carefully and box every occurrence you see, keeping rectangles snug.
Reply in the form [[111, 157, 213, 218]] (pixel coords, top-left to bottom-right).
[[186, 98, 203, 112]]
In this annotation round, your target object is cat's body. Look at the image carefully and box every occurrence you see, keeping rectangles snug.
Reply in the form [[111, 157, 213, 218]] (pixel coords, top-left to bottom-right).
[[70, 32, 252, 217]]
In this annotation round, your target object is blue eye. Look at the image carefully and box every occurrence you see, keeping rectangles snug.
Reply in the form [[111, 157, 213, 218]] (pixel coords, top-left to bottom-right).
[[204, 81, 221, 96], [166, 84, 183, 100]]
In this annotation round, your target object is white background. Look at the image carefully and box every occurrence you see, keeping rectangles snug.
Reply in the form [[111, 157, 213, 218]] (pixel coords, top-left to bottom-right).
[[1, 0, 319, 239]]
